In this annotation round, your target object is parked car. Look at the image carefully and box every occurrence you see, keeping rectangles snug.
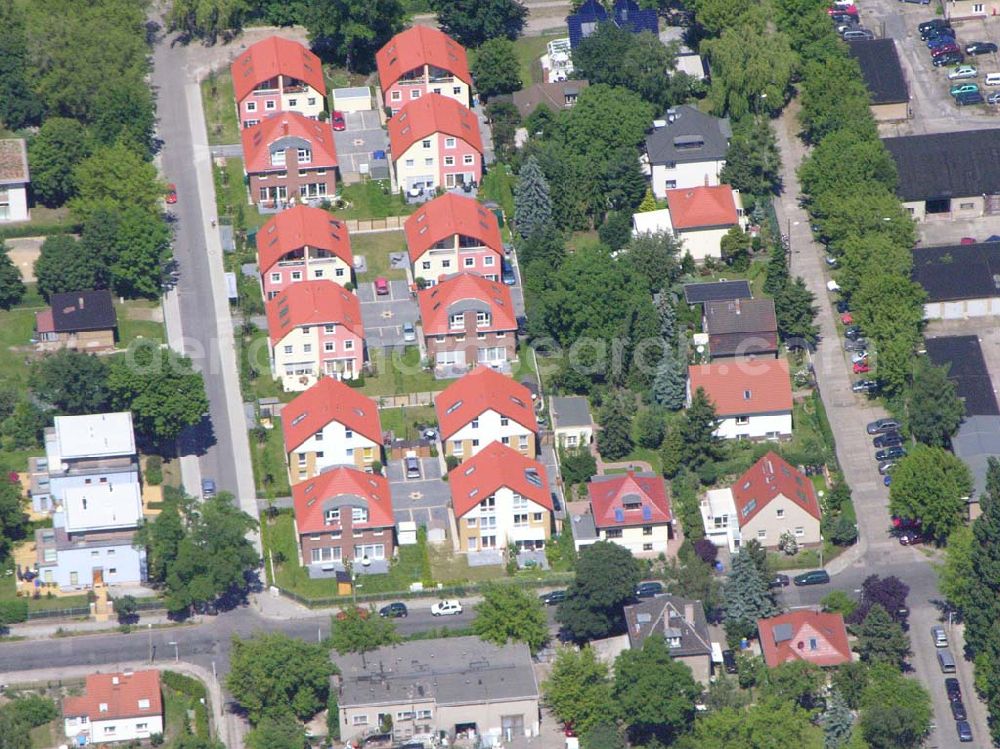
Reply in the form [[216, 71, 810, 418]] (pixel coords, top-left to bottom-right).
[[404, 451, 421, 479], [501, 259, 516, 286], [827, 3, 857, 13], [932, 624, 949, 647], [769, 574, 791, 588], [853, 361, 870, 374], [374, 276, 389, 295], [845, 325, 864, 340], [898, 528, 924, 545], [931, 44, 962, 58], [539, 590, 567, 606], [853, 379, 880, 394], [989, 91, 1000, 105], [850, 351, 869, 364], [956, 91, 985, 105], [836, 300, 850, 313], [957, 720, 973, 743], [922, 27, 956, 42], [875, 446, 907, 461], [867, 418, 900, 434], [636, 581, 664, 598], [793, 570, 830, 586], [165, 183, 178, 204], [722, 649, 738, 674], [950, 83, 980, 96], [402, 321, 416, 342], [951, 701, 968, 721], [966, 41, 998, 55], [831, 11, 859, 23], [873, 431, 903, 448], [379, 602, 408, 618], [841, 311, 854, 324], [877, 461, 896, 475], [928, 36, 959, 50], [331, 110, 346, 131], [844, 339, 868, 352], [430, 599, 463, 616], [934, 52, 965, 67], [946, 677, 962, 702], [918, 19, 950, 33], [201, 478, 216, 499], [948, 65, 978, 79], [825, 255, 839, 268], [960, 237, 978, 245]]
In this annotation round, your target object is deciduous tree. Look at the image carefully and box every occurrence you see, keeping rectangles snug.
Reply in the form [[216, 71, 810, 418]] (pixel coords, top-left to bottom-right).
[[167, 0, 250, 42], [704, 17, 795, 118], [0, 477, 27, 561], [906, 359, 964, 448], [856, 604, 909, 668], [471, 38, 521, 99], [682, 697, 820, 748], [93, 79, 157, 156], [556, 540, 640, 641], [472, 582, 549, 654], [636, 407, 666, 449], [597, 391, 634, 460], [35, 235, 102, 302], [432, 0, 527, 46], [110, 206, 171, 298], [849, 574, 908, 625], [28, 118, 92, 206], [0, 246, 25, 310], [0, 1, 42, 130], [246, 712, 306, 749], [70, 142, 163, 221], [860, 665, 931, 749], [330, 606, 400, 664], [559, 84, 654, 161], [32, 350, 110, 415], [775, 276, 818, 345], [542, 647, 615, 734], [623, 231, 683, 294], [938, 524, 975, 614], [721, 117, 782, 205], [889, 444, 972, 543]]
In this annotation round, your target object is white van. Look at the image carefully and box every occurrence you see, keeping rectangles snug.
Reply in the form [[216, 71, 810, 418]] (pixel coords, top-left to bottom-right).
[[986, 73, 1000, 87], [932, 624, 949, 648]]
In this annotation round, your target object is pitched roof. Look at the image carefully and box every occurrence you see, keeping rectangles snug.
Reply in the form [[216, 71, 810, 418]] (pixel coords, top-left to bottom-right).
[[704, 298, 778, 358], [952, 415, 1000, 498], [387, 94, 483, 159], [683, 280, 752, 305], [376, 26, 471, 93], [666, 185, 739, 230], [732, 451, 821, 527], [47, 290, 117, 333], [231, 35, 326, 102], [266, 280, 363, 345], [847, 39, 908, 105], [404, 192, 502, 262], [883, 130, 1000, 203], [925, 334, 996, 417], [257, 205, 353, 274], [550, 396, 592, 430], [62, 670, 162, 721], [281, 377, 382, 453], [0, 138, 29, 184], [447, 441, 551, 517], [512, 80, 590, 118], [645, 105, 732, 166], [418, 273, 516, 335], [688, 358, 792, 417], [588, 471, 672, 529], [624, 595, 712, 654], [241, 112, 338, 174], [757, 611, 851, 668], [911, 242, 1000, 303], [435, 366, 538, 439], [292, 466, 394, 534]]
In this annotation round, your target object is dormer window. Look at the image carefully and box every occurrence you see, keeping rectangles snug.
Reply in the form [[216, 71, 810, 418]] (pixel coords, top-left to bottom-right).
[[352, 507, 368, 523], [298, 148, 312, 164], [271, 150, 286, 167], [470, 418, 479, 429], [326, 508, 340, 523], [476, 311, 490, 327], [449, 313, 465, 329]]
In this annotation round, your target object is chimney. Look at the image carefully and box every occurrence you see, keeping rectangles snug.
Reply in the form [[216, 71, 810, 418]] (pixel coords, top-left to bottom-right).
[[112, 676, 119, 685], [666, 107, 677, 123], [282, 120, 289, 135], [684, 603, 694, 624]]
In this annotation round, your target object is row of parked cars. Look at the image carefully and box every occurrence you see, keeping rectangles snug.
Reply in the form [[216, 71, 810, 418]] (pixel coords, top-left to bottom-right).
[[932, 626, 975, 742], [866, 418, 906, 476], [829, 0, 876, 41], [920, 18, 1000, 106]]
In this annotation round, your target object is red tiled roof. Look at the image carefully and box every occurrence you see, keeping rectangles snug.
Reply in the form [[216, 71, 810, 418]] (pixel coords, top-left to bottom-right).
[[282, 377, 382, 453], [688, 358, 792, 417], [666, 185, 739, 230], [266, 280, 363, 345], [292, 466, 394, 534], [758, 611, 852, 668], [257, 205, 353, 274], [435, 366, 538, 439], [448, 441, 551, 518], [241, 112, 338, 174], [35, 308, 54, 335], [732, 451, 821, 527], [231, 35, 326, 103], [588, 471, 672, 529], [404, 192, 502, 263], [63, 670, 162, 721], [376, 26, 471, 93], [387, 94, 483, 160], [418, 273, 516, 335]]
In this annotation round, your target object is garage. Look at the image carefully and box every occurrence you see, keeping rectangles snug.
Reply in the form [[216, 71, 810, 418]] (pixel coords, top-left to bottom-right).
[[331, 86, 373, 113], [912, 242, 1000, 320]]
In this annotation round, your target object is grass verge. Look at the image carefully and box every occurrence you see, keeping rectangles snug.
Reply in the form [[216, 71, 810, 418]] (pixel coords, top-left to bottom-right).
[[200, 73, 241, 146]]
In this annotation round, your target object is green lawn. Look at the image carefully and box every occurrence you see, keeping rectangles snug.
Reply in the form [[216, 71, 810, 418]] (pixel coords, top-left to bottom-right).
[[0, 307, 38, 384], [480, 164, 515, 222], [162, 686, 191, 743], [361, 346, 454, 397], [378, 405, 437, 442], [352, 231, 407, 283], [116, 301, 164, 346], [238, 326, 288, 403], [0, 571, 89, 613], [428, 543, 509, 586], [214, 157, 267, 231], [513, 34, 565, 88], [29, 720, 56, 749], [261, 509, 429, 600], [200, 72, 241, 146], [250, 419, 291, 498], [336, 181, 414, 220]]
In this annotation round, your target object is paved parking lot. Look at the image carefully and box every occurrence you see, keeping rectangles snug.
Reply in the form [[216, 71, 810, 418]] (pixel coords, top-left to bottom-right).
[[861, 0, 1000, 134], [333, 109, 390, 179], [357, 278, 420, 348], [916, 214, 1000, 245], [386, 455, 451, 532]]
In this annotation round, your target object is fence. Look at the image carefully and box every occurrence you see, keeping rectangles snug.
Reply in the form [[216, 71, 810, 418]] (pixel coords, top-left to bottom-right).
[[346, 216, 408, 234], [27, 606, 91, 621]]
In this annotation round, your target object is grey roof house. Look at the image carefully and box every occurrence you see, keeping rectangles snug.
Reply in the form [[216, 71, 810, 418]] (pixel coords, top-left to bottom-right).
[[624, 596, 714, 683], [334, 636, 540, 744], [550, 395, 594, 448], [703, 298, 778, 359], [912, 242, 1000, 320], [512, 80, 589, 119], [644, 105, 732, 197], [953, 415, 1000, 517]]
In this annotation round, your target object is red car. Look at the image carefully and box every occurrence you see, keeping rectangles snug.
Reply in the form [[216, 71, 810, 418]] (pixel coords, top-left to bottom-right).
[[841, 312, 853, 325], [165, 183, 177, 204], [331, 110, 346, 131], [961, 237, 977, 245], [335, 607, 370, 621], [374, 277, 389, 295], [853, 361, 870, 374], [828, 4, 857, 13], [931, 43, 961, 57]]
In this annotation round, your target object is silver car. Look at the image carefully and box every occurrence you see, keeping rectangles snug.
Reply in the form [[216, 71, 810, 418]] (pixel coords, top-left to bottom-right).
[[402, 321, 416, 343]]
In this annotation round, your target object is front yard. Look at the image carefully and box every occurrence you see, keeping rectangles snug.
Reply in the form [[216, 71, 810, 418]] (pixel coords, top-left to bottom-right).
[[361, 346, 454, 398], [378, 405, 437, 442], [352, 231, 407, 283], [250, 419, 291, 499], [200, 72, 240, 146], [336, 181, 414, 221]]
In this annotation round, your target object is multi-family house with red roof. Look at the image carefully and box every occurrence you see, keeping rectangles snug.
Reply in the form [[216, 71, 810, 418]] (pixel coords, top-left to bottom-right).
[[282, 377, 383, 483], [405, 192, 503, 285], [448, 441, 552, 553], [417, 272, 517, 374], [292, 466, 395, 572], [633, 185, 746, 262], [376, 26, 472, 115], [63, 670, 163, 745], [687, 358, 793, 440], [266, 280, 364, 391], [257, 205, 353, 300], [241, 112, 338, 209], [435, 367, 538, 461], [387, 94, 483, 196], [231, 36, 327, 128], [757, 611, 852, 668], [587, 471, 676, 557]]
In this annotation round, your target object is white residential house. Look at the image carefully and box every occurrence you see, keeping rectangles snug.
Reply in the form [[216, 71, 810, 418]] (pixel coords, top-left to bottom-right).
[[687, 359, 793, 441], [63, 670, 163, 746], [700, 487, 741, 551], [643, 106, 731, 198], [0, 138, 30, 222]]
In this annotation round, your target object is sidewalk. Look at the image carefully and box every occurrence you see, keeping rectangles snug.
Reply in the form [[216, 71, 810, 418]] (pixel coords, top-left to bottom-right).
[[8, 611, 181, 639]]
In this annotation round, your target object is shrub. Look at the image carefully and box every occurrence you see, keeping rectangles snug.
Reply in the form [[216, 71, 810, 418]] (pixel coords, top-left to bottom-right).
[[144, 456, 163, 486], [0, 598, 29, 625], [5, 695, 58, 727], [693, 538, 718, 564], [161, 670, 207, 701], [445, 455, 461, 471]]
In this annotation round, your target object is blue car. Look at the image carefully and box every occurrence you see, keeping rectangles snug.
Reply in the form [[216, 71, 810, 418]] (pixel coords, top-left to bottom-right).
[[884, 475, 892, 487], [928, 35, 958, 48]]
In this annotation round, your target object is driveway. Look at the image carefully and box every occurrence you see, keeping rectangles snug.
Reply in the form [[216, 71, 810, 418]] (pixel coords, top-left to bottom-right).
[[4, 237, 42, 283], [916, 214, 1000, 246], [386, 455, 451, 532], [358, 278, 419, 348], [333, 109, 390, 181]]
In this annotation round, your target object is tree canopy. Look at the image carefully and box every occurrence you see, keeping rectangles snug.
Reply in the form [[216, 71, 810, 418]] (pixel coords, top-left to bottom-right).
[[472, 582, 549, 654], [330, 606, 400, 663], [35, 235, 101, 302], [432, 0, 527, 47], [304, 0, 405, 72], [888, 443, 972, 543], [470, 38, 521, 99], [542, 646, 615, 735], [556, 540, 641, 641], [905, 359, 964, 448], [32, 350, 110, 415]]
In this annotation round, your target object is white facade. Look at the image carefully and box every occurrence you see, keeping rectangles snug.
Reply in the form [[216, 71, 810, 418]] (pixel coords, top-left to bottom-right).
[[554, 426, 593, 449], [446, 409, 534, 459], [700, 488, 741, 552], [288, 420, 380, 483], [740, 494, 822, 549], [599, 523, 671, 557], [460, 485, 549, 550], [64, 713, 163, 745], [632, 208, 673, 237], [650, 158, 725, 198], [715, 412, 792, 441], [0, 183, 28, 222], [923, 297, 1000, 320], [679, 226, 733, 263]]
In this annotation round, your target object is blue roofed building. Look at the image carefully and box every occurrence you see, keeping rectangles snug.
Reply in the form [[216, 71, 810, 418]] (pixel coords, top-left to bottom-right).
[[567, 0, 659, 48]]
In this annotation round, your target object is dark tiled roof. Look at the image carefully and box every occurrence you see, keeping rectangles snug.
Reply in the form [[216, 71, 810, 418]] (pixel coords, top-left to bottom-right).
[[705, 298, 778, 357], [683, 280, 751, 304], [925, 335, 996, 416], [848, 39, 908, 105], [512, 80, 590, 119], [912, 242, 1000, 303], [883, 130, 1000, 202], [645, 105, 731, 166], [624, 595, 712, 655], [50, 290, 117, 333]]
